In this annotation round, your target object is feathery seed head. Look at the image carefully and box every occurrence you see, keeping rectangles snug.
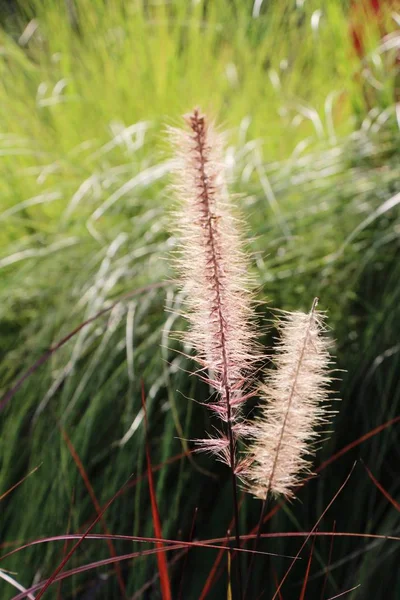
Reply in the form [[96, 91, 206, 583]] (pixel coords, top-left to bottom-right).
[[168, 108, 259, 459], [241, 300, 336, 498]]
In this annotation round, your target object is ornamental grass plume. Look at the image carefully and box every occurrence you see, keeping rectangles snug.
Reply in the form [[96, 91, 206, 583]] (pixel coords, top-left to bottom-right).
[[168, 108, 260, 596], [168, 108, 259, 463], [241, 299, 335, 500]]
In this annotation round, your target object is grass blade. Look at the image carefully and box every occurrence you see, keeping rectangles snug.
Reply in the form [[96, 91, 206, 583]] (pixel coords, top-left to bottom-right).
[[141, 381, 172, 600]]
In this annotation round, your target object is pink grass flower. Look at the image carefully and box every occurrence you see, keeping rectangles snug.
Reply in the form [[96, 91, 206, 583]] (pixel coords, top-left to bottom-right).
[[168, 108, 259, 461], [241, 300, 336, 498]]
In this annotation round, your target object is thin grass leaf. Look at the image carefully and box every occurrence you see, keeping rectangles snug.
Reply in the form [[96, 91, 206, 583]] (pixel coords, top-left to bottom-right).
[[141, 382, 172, 600]]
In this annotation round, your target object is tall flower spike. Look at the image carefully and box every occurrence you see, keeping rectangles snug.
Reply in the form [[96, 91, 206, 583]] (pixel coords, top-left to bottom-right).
[[242, 299, 336, 499], [168, 108, 258, 461]]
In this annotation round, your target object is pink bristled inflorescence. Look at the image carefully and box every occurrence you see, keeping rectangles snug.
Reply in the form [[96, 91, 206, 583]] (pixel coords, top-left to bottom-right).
[[168, 110, 337, 502], [238, 301, 335, 499], [168, 108, 259, 465]]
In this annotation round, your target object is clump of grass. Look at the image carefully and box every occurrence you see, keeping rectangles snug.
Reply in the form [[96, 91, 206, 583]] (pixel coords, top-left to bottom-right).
[[168, 111, 339, 598], [0, 1, 399, 598]]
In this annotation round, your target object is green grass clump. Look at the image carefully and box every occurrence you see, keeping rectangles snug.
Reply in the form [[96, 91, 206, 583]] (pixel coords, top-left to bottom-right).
[[0, 1, 399, 598]]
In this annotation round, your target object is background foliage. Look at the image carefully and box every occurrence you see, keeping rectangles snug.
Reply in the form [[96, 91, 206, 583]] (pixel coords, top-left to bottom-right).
[[0, 1, 399, 598]]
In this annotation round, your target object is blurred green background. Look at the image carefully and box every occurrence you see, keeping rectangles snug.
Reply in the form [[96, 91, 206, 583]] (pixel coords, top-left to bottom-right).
[[0, 1, 399, 598]]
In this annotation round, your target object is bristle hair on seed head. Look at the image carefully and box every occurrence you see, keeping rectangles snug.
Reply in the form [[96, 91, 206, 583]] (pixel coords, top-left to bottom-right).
[[240, 300, 337, 499], [168, 108, 260, 460]]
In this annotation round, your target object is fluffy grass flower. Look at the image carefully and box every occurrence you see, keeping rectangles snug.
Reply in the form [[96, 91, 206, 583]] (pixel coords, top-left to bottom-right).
[[241, 299, 335, 499], [168, 108, 259, 460], [168, 107, 262, 598]]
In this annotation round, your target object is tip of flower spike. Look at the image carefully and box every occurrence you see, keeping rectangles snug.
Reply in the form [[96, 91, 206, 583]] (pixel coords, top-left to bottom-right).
[[183, 107, 206, 132]]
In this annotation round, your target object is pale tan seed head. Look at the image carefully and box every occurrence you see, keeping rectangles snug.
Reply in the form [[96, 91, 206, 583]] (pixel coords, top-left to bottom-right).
[[239, 300, 336, 498], [168, 109, 260, 461]]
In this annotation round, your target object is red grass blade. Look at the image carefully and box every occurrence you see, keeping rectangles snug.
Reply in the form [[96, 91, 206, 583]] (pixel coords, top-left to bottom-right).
[[199, 494, 245, 600], [132, 549, 187, 599], [317, 416, 400, 473], [59, 426, 126, 598], [272, 569, 283, 600], [362, 460, 400, 512], [298, 530, 316, 600], [10, 546, 181, 599], [199, 548, 224, 600], [1, 533, 283, 567], [3, 529, 399, 567], [57, 490, 75, 600], [320, 520, 336, 600], [0, 281, 170, 412], [272, 463, 356, 600], [33, 476, 131, 599], [141, 381, 172, 600], [130, 548, 187, 600], [178, 507, 198, 600], [79, 450, 189, 531], [202, 415, 400, 597], [9, 541, 281, 600], [0, 465, 41, 501]]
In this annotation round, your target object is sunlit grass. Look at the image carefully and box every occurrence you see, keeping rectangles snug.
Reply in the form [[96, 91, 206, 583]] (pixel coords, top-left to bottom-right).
[[0, 1, 399, 598]]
